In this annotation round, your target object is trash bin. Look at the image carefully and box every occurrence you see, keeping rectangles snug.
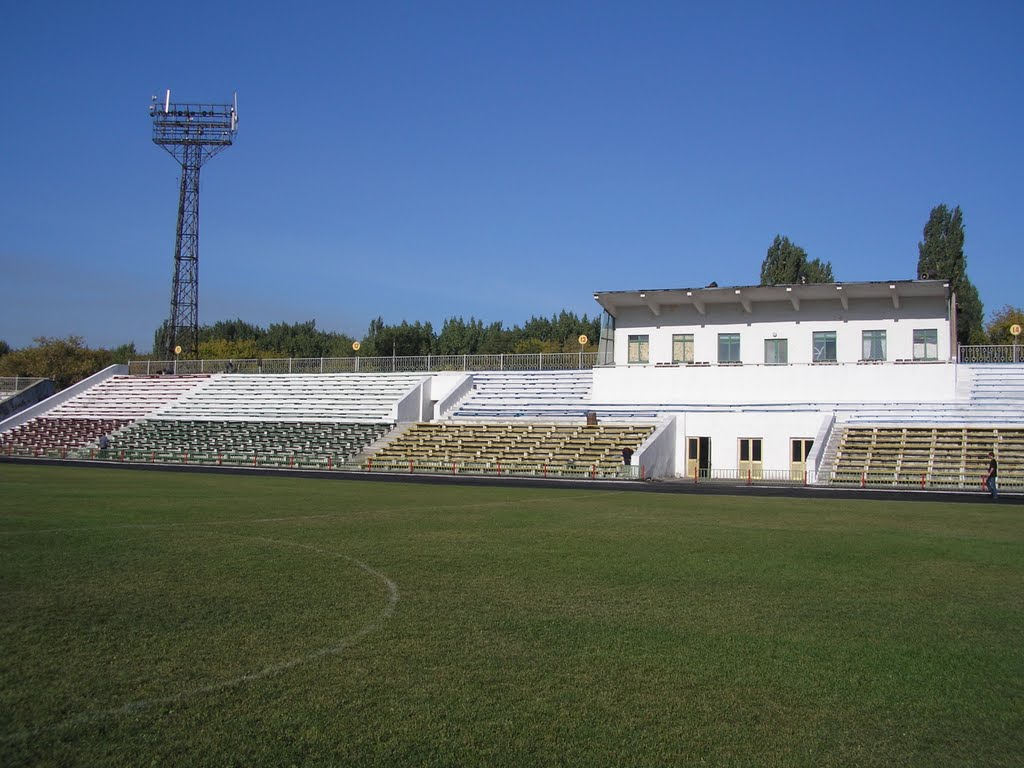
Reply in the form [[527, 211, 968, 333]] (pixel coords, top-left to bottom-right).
[[586, 411, 598, 427]]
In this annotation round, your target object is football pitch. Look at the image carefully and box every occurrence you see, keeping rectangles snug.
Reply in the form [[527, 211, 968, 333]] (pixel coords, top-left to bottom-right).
[[1, 464, 1021, 767]]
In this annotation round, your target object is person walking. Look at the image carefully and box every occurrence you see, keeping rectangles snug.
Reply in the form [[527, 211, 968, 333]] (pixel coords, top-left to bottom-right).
[[985, 451, 998, 500]]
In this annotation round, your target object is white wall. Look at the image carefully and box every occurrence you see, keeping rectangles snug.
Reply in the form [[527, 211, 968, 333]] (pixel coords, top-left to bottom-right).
[[634, 417, 677, 477], [678, 411, 827, 476], [591, 361, 956, 405], [614, 295, 952, 365]]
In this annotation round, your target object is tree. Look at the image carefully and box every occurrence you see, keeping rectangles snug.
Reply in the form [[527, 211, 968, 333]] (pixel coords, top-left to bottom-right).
[[152, 320, 172, 358], [201, 318, 264, 344], [362, 320, 435, 357], [916, 204, 984, 344], [199, 338, 260, 360], [110, 343, 138, 364], [0, 336, 110, 389], [258, 320, 334, 358], [759, 235, 833, 285], [986, 305, 1024, 345], [0, 340, 10, 357]]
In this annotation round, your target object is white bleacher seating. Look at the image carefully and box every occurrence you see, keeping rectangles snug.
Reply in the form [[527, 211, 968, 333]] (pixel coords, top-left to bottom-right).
[[154, 372, 426, 422]]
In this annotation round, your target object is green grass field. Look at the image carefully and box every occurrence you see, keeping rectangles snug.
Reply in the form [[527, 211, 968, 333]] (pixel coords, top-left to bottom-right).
[[1, 464, 1021, 767]]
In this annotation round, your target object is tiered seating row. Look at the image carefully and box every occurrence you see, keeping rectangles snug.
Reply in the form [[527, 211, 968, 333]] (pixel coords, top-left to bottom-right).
[[450, 371, 593, 419], [368, 422, 654, 473], [106, 420, 390, 464], [0, 418, 131, 455], [156, 373, 425, 422], [46, 375, 211, 420], [969, 365, 1024, 403], [832, 426, 1024, 487]]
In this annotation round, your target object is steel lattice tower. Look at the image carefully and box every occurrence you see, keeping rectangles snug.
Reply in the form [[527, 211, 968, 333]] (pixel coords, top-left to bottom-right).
[[150, 90, 238, 359]]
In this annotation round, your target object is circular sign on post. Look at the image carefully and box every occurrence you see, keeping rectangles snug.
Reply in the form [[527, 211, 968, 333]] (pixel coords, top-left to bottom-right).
[[1011, 324, 1022, 337], [578, 334, 589, 346], [352, 341, 361, 351], [173, 345, 182, 355]]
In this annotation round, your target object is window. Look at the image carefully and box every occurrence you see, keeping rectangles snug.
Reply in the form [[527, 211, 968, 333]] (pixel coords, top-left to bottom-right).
[[913, 329, 938, 361], [812, 331, 837, 362], [861, 330, 886, 361], [627, 335, 649, 364], [739, 438, 762, 462], [718, 333, 741, 363], [764, 338, 788, 365], [672, 334, 694, 364], [791, 438, 813, 463]]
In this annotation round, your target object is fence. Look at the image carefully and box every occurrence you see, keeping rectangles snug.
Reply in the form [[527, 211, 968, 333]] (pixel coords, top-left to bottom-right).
[[6, 445, 1019, 490], [828, 469, 1020, 490], [128, 352, 599, 376], [0, 377, 45, 394], [958, 344, 1023, 364], [0, 444, 641, 480], [686, 467, 818, 485], [684, 465, 1020, 489]]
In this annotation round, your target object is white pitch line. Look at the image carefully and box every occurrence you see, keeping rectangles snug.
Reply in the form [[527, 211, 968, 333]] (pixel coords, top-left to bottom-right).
[[0, 535, 399, 744]]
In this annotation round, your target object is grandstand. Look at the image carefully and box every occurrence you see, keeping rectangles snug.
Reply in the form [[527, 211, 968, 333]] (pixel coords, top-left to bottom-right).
[[0, 279, 1021, 488], [367, 421, 655, 476]]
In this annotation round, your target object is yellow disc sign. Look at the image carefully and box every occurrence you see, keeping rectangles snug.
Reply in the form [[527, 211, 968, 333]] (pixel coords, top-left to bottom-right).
[[1011, 324, 1022, 337], [173, 345, 182, 355], [352, 341, 361, 351], [578, 334, 589, 345]]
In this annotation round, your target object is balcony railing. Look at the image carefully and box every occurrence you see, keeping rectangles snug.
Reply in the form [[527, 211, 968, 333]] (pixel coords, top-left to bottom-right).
[[958, 344, 1024, 364]]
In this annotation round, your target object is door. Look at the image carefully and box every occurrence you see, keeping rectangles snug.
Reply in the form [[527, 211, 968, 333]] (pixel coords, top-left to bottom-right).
[[790, 438, 814, 481], [738, 438, 763, 480], [687, 437, 711, 478]]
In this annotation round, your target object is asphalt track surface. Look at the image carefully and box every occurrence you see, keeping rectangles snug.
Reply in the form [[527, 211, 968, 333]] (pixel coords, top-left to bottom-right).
[[3, 456, 1020, 505]]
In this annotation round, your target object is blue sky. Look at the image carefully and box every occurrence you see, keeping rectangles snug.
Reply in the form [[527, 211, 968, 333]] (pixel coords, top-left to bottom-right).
[[2, 1, 1022, 351]]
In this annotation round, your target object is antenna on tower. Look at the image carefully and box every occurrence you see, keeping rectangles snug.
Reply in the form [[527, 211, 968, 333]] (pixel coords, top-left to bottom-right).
[[150, 89, 239, 359]]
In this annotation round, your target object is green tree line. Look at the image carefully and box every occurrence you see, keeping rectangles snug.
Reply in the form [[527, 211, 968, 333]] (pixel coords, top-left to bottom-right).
[[759, 203, 988, 344], [0, 201, 1014, 389], [150, 311, 601, 361]]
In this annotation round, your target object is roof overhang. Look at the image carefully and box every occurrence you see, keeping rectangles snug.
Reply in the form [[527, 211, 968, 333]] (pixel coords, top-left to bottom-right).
[[592, 280, 951, 318]]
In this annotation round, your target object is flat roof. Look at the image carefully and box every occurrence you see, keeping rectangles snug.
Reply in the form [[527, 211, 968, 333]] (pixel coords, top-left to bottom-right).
[[592, 279, 951, 317]]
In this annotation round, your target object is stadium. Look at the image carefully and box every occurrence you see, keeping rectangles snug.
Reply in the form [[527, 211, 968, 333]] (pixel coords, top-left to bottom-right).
[[2, 277, 1022, 489], [2, 272, 1023, 766], [2, 23, 1022, 765]]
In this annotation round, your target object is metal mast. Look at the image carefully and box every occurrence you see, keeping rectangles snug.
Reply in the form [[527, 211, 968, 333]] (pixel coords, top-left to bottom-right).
[[150, 90, 237, 359]]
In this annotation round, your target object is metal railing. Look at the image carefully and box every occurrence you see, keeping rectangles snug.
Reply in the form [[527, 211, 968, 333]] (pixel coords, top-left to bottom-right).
[[682, 466, 1021, 489], [0, 377, 45, 394], [127, 348, 1024, 375], [686, 467, 819, 485], [128, 352, 599, 376], [6, 445, 1018, 490], [828, 469, 1020, 490], [1, 444, 640, 480], [958, 344, 1023, 364]]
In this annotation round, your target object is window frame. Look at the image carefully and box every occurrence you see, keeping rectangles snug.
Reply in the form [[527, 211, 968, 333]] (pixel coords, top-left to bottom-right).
[[861, 329, 887, 361], [812, 330, 837, 363], [672, 333, 694, 364], [912, 328, 938, 361], [627, 334, 650, 364], [764, 338, 788, 365], [718, 333, 741, 364]]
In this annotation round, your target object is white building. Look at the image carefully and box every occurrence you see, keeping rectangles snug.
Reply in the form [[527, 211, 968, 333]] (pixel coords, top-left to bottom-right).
[[591, 280, 958, 479]]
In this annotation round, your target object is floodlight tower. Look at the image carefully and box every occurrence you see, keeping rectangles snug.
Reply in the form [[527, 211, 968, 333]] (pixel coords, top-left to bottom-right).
[[150, 89, 238, 359]]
